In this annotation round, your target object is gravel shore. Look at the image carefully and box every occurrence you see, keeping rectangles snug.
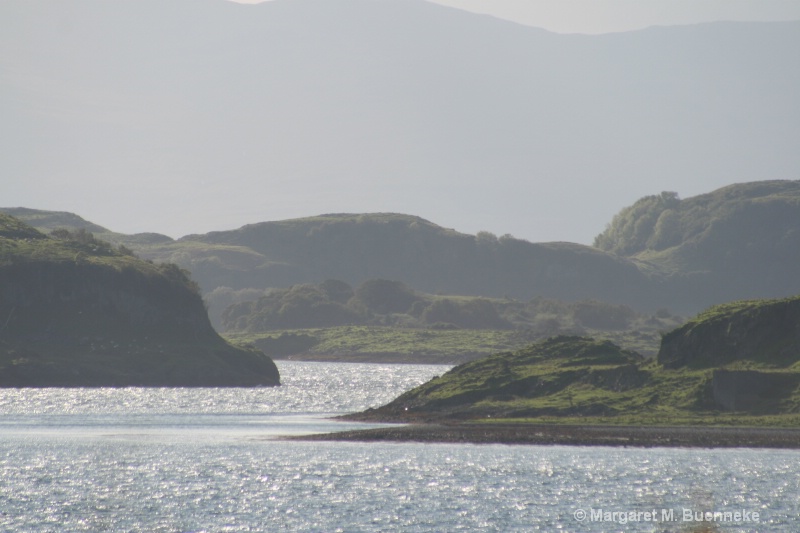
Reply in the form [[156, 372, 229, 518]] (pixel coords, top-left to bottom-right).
[[289, 423, 800, 448]]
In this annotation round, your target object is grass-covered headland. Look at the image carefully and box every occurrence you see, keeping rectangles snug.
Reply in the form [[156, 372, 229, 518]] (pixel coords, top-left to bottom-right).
[[329, 296, 800, 444], [0, 214, 279, 387]]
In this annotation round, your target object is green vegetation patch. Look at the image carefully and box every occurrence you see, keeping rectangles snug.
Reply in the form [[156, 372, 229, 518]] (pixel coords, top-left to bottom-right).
[[360, 335, 800, 425], [225, 326, 536, 364], [0, 213, 49, 240]]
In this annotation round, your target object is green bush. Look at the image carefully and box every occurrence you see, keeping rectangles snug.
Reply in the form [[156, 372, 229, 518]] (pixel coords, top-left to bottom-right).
[[350, 279, 420, 315], [422, 298, 511, 329]]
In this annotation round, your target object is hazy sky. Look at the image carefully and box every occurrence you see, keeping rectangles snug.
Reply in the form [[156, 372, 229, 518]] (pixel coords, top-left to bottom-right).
[[233, 0, 800, 34]]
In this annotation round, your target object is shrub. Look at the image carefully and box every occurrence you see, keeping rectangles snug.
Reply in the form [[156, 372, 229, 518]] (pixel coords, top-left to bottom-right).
[[350, 279, 420, 314]]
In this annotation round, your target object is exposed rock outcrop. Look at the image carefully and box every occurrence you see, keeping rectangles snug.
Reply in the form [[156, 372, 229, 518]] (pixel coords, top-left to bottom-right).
[[658, 296, 800, 369], [711, 370, 800, 412]]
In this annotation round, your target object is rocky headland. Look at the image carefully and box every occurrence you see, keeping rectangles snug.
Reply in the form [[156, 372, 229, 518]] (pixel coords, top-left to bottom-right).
[[303, 297, 800, 447], [0, 214, 279, 387]]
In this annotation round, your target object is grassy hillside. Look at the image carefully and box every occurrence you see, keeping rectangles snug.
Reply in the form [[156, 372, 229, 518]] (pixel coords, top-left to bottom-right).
[[182, 213, 653, 309], [226, 324, 673, 365], [595, 180, 800, 309], [352, 296, 800, 426], [0, 214, 279, 387], [3, 208, 660, 322], [0, 207, 112, 235], [9, 180, 800, 321], [225, 327, 532, 365]]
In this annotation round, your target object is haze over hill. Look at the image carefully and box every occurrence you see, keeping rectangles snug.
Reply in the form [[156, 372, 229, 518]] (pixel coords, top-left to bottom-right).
[[5, 180, 800, 322], [2, 0, 798, 243]]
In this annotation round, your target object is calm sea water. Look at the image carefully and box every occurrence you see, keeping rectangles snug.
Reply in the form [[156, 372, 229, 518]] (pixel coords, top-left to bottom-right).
[[1, 361, 798, 532]]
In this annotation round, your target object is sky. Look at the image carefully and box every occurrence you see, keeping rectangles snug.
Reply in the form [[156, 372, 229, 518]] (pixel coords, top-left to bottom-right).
[[234, 0, 800, 34]]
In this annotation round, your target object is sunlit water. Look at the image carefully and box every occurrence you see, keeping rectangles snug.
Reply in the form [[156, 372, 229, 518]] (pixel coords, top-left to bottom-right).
[[1, 361, 799, 532]]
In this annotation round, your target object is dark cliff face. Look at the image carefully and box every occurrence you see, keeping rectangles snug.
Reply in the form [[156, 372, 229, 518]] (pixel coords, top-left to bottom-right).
[[657, 296, 800, 369], [710, 370, 800, 413], [0, 215, 279, 386], [0, 261, 213, 342]]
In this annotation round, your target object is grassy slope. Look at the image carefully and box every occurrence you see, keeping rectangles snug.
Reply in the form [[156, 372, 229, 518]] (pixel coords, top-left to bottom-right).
[[226, 327, 534, 364], [353, 332, 800, 427], [224, 324, 668, 364]]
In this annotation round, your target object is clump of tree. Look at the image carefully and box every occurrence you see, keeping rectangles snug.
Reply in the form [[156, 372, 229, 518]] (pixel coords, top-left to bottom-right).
[[348, 279, 421, 315], [219, 279, 684, 342], [52, 227, 112, 248], [318, 278, 355, 304], [486, 296, 682, 340], [420, 298, 511, 329], [204, 286, 271, 329], [222, 281, 363, 331], [594, 191, 681, 254]]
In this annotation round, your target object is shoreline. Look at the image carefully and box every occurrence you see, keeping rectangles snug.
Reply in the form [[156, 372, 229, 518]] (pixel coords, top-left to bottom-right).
[[288, 422, 800, 449], [272, 354, 463, 365]]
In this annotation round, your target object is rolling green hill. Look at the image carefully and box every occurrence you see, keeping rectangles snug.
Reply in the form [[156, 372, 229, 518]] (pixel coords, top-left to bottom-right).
[[0, 214, 279, 387], [3, 209, 657, 324], [595, 180, 800, 310], [182, 213, 652, 307], [7, 180, 800, 323], [352, 296, 800, 425]]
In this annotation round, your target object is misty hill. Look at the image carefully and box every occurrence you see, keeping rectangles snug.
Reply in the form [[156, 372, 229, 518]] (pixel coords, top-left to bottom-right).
[[2, 0, 798, 243], [182, 213, 652, 308], [0, 214, 279, 386], [0, 207, 111, 235], [595, 180, 800, 311], [0, 207, 175, 247], [6, 179, 800, 321], [176, 179, 800, 316]]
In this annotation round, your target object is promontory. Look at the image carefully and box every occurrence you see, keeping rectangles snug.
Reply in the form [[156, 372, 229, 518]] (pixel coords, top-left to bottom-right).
[[0, 213, 279, 387]]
